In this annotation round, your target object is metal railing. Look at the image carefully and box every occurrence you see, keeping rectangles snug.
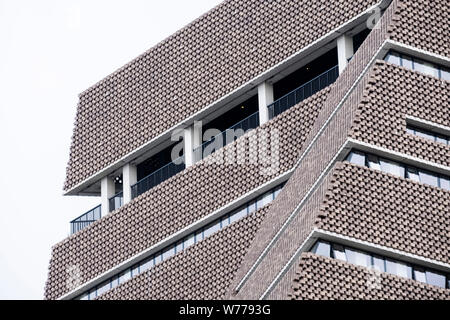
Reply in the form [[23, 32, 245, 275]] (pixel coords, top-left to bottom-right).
[[70, 205, 101, 235], [193, 110, 260, 161], [268, 65, 339, 119], [131, 155, 185, 199], [109, 191, 123, 212]]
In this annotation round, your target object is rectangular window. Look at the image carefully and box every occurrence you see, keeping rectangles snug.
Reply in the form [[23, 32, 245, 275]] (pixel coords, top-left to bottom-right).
[[331, 244, 346, 261], [367, 154, 381, 171], [220, 214, 230, 228], [406, 167, 420, 183], [175, 240, 184, 254], [347, 151, 366, 167], [401, 55, 413, 69], [162, 246, 175, 261], [372, 255, 386, 273], [154, 252, 163, 265], [380, 159, 405, 178], [385, 259, 412, 279], [385, 52, 401, 66], [184, 234, 195, 249], [440, 177, 450, 191], [119, 269, 131, 284], [110, 276, 119, 289], [345, 248, 370, 267], [140, 256, 154, 273], [418, 170, 439, 187], [441, 67, 450, 81], [203, 221, 220, 238], [96, 280, 111, 296], [131, 264, 140, 277], [413, 267, 427, 284], [230, 206, 247, 224], [426, 271, 446, 288], [311, 241, 331, 257], [414, 59, 439, 77]]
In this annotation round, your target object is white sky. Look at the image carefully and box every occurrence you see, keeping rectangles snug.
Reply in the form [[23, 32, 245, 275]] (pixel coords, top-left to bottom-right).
[[0, 0, 223, 300]]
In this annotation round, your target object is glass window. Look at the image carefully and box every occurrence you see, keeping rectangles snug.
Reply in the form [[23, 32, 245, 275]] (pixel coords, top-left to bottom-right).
[[274, 187, 282, 198], [401, 55, 413, 69], [162, 246, 175, 261], [96, 280, 111, 296], [372, 255, 385, 273], [426, 271, 446, 288], [380, 159, 405, 178], [88, 289, 97, 300], [247, 200, 257, 214], [331, 244, 346, 261], [415, 128, 436, 141], [77, 292, 89, 300], [119, 269, 131, 284], [131, 264, 140, 277], [440, 177, 450, 191], [347, 151, 366, 166], [140, 256, 154, 273], [406, 127, 415, 135], [110, 276, 119, 289], [385, 259, 412, 279], [257, 192, 273, 209], [311, 241, 331, 257], [436, 136, 447, 145], [441, 67, 450, 81], [230, 206, 247, 224], [184, 234, 195, 249], [418, 170, 439, 187], [385, 52, 401, 66], [367, 154, 381, 171], [203, 221, 220, 238], [154, 252, 163, 265], [406, 167, 420, 182], [414, 59, 439, 77], [195, 230, 204, 243], [175, 240, 184, 254], [220, 215, 230, 228], [413, 267, 427, 284], [345, 248, 370, 267]]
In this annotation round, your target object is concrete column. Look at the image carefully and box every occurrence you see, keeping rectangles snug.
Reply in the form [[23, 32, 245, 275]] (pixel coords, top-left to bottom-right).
[[337, 34, 354, 74], [101, 176, 115, 214], [258, 81, 273, 124], [122, 163, 137, 204], [184, 121, 202, 167]]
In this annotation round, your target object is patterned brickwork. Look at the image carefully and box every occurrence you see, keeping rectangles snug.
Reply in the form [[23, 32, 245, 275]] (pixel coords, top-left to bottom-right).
[[64, 0, 380, 191], [316, 162, 450, 263], [290, 253, 450, 300], [350, 61, 450, 167], [388, 0, 450, 57], [97, 206, 269, 300], [45, 88, 329, 300]]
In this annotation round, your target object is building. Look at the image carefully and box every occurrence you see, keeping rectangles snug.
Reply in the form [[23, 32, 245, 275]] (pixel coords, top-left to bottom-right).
[[44, 0, 450, 300]]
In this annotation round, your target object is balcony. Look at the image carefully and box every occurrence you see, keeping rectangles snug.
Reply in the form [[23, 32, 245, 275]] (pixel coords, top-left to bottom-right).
[[268, 65, 338, 120], [70, 205, 101, 235], [131, 155, 185, 199], [193, 110, 260, 161], [109, 191, 123, 212]]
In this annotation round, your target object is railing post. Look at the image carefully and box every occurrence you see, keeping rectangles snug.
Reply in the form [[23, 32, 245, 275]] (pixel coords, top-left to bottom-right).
[[123, 163, 137, 204], [258, 81, 273, 125], [337, 34, 354, 74], [184, 121, 202, 167], [101, 176, 115, 213]]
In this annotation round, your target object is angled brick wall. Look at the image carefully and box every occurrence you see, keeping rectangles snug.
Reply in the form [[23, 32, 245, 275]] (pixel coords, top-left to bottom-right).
[[45, 88, 329, 300], [97, 205, 269, 300], [350, 62, 450, 167], [289, 253, 450, 300], [64, 0, 380, 191]]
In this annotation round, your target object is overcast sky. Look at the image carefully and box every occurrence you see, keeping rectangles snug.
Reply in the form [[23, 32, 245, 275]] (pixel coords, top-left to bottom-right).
[[0, 0, 222, 300]]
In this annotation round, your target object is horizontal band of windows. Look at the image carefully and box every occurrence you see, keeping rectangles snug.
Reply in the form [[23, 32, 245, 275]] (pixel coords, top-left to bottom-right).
[[311, 240, 450, 289], [384, 51, 450, 81], [75, 182, 285, 300], [407, 125, 450, 146], [346, 150, 450, 191]]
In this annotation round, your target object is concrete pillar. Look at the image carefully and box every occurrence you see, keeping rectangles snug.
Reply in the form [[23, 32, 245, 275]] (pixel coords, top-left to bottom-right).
[[258, 81, 273, 124], [101, 176, 115, 214], [184, 121, 202, 166], [337, 34, 354, 74], [122, 163, 137, 204]]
